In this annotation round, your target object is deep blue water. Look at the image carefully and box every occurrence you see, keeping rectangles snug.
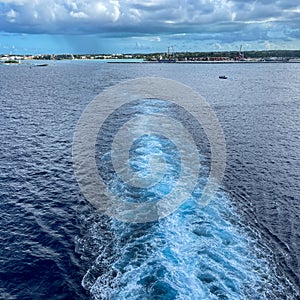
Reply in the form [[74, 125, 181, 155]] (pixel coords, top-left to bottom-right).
[[0, 61, 299, 299]]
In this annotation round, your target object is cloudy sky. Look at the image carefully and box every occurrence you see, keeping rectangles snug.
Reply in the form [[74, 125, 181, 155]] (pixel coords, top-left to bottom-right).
[[0, 0, 299, 54]]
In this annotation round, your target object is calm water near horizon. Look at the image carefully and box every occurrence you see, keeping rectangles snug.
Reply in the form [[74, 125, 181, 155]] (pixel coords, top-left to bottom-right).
[[0, 61, 299, 299]]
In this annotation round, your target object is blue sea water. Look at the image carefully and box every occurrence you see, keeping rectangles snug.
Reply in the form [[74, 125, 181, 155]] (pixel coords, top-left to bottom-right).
[[0, 61, 299, 299]]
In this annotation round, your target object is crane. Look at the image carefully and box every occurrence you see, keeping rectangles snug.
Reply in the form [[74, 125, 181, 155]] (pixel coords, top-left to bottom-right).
[[238, 44, 244, 60]]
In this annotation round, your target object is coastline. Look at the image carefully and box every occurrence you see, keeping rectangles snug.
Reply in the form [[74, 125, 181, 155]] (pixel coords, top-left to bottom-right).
[[1, 59, 300, 65]]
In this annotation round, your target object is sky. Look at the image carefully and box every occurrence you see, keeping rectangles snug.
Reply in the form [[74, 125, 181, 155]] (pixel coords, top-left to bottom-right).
[[0, 0, 299, 54]]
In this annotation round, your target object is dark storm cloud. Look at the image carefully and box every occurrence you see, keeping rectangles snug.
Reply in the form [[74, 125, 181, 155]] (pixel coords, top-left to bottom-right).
[[0, 0, 299, 44]]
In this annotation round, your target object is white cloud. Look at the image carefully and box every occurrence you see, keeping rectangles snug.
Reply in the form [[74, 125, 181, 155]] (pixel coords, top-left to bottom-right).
[[1, 0, 26, 4], [6, 8, 17, 22], [6, 8, 16, 18], [70, 11, 88, 19]]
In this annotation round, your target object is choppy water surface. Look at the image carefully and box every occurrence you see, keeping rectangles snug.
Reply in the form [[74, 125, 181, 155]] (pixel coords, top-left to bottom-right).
[[0, 62, 299, 299]]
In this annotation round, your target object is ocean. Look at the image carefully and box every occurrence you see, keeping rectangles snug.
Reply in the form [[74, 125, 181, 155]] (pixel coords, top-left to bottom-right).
[[0, 61, 299, 299]]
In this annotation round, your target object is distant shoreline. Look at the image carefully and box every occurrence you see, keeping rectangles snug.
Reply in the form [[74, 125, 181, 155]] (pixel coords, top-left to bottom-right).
[[1, 59, 300, 65], [106, 60, 300, 64], [1, 49, 300, 64]]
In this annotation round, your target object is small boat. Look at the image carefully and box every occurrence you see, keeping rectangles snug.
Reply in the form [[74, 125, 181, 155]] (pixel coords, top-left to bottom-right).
[[219, 75, 227, 79], [36, 63, 48, 67], [2, 60, 20, 65]]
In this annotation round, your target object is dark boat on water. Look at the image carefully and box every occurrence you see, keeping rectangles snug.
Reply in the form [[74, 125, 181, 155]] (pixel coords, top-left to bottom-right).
[[219, 75, 227, 79], [36, 63, 48, 67]]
